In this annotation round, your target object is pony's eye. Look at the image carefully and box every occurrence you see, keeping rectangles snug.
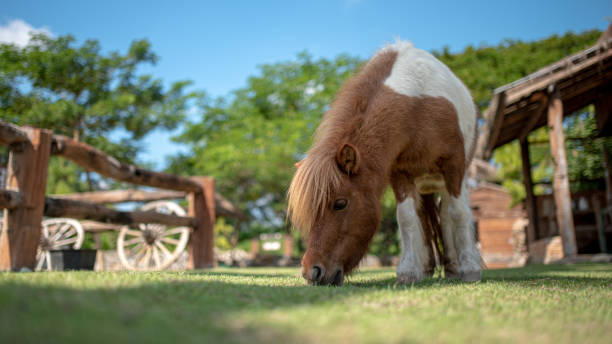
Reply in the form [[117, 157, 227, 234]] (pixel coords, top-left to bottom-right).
[[333, 199, 348, 211]]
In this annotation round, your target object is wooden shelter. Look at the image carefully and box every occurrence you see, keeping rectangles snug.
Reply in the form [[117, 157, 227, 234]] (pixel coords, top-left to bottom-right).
[[476, 24, 612, 258]]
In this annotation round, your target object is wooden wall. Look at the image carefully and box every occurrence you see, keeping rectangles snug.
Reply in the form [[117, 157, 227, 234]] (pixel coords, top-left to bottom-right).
[[470, 183, 527, 268]]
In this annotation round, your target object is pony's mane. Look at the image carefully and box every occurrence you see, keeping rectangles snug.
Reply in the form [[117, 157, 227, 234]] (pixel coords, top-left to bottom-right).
[[287, 145, 343, 233]]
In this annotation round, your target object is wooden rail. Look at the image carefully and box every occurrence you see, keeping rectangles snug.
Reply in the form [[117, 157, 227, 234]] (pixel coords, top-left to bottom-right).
[[0, 120, 29, 146], [52, 189, 186, 204], [0, 189, 196, 227], [50, 189, 245, 219], [44, 197, 197, 227], [51, 134, 203, 193], [0, 119, 218, 270]]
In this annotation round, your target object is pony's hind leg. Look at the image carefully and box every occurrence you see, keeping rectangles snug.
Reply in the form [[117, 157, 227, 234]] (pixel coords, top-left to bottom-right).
[[395, 196, 434, 283], [440, 181, 482, 282]]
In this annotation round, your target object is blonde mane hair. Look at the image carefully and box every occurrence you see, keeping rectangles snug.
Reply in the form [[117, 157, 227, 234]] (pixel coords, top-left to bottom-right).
[[286, 141, 344, 233]]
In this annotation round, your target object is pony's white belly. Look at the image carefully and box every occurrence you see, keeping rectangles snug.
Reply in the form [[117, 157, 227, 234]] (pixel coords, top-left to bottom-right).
[[414, 173, 445, 194]]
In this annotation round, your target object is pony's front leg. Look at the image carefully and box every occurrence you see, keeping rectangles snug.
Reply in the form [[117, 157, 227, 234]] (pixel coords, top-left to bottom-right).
[[395, 196, 433, 283], [440, 181, 482, 282]]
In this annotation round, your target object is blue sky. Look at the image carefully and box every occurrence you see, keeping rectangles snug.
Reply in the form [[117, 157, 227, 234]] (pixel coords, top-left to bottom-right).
[[2, 0, 611, 168]]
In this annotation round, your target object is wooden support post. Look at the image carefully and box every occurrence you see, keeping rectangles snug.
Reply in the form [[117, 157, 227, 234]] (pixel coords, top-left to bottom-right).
[[547, 87, 577, 257], [591, 195, 608, 253], [597, 119, 612, 209], [594, 88, 612, 137], [251, 238, 259, 255], [283, 233, 294, 258], [188, 177, 216, 269], [0, 128, 52, 270], [520, 138, 538, 245]]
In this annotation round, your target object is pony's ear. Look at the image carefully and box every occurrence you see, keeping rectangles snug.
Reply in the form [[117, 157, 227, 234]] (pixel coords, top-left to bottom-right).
[[294, 160, 303, 169], [336, 143, 360, 175]]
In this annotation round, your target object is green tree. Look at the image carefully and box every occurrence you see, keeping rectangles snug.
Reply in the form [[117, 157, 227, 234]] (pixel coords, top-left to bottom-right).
[[0, 33, 196, 193]]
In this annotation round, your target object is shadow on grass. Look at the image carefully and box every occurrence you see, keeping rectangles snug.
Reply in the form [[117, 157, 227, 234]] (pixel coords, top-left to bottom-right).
[[185, 270, 299, 279], [348, 263, 612, 288], [0, 263, 610, 343]]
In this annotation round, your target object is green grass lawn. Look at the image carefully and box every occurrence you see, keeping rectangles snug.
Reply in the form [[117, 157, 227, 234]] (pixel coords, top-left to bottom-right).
[[1, 263, 611, 344]]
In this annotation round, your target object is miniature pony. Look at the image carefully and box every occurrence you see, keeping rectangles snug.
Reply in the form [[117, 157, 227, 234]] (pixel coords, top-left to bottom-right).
[[288, 41, 481, 286]]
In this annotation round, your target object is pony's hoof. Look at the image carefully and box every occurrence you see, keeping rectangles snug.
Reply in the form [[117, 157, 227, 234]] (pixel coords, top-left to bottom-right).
[[460, 270, 482, 282], [397, 272, 424, 284]]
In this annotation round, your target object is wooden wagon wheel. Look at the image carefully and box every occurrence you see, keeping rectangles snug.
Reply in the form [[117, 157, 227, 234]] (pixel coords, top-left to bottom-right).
[[117, 201, 190, 270], [36, 218, 85, 271]]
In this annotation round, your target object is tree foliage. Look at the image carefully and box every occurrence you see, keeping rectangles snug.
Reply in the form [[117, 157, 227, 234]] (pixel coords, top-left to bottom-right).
[[0, 33, 196, 193]]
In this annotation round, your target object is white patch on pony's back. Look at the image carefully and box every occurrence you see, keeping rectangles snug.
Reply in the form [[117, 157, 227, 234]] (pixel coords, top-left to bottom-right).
[[380, 40, 476, 157]]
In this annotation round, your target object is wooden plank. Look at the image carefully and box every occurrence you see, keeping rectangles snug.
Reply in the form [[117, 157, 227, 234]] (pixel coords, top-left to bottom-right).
[[43, 197, 197, 227], [79, 220, 124, 233], [0, 189, 24, 210], [518, 93, 548, 141], [547, 87, 577, 257], [520, 138, 539, 245], [0, 127, 52, 271], [51, 134, 202, 193], [476, 92, 506, 160], [188, 177, 216, 269], [528, 236, 564, 264], [51, 189, 185, 204], [51, 189, 245, 219], [0, 119, 29, 147]]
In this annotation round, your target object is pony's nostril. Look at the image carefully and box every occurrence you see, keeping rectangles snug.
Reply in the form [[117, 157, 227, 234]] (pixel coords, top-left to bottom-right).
[[311, 265, 323, 283], [332, 269, 344, 286]]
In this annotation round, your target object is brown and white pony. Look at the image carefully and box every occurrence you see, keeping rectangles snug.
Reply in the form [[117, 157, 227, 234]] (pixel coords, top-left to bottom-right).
[[287, 41, 481, 286]]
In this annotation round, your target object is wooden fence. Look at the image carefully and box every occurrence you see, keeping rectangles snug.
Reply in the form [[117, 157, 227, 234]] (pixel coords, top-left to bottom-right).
[[0, 119, 216, 271]]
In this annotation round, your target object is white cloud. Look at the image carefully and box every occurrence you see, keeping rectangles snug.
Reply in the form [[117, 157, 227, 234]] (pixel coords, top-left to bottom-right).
[[0, 19, 52, 47]]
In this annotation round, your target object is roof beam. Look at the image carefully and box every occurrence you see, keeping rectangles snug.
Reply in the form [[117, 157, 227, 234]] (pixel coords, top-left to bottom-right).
[[518, 92, 549, 141], [477, 91, 506, 160]]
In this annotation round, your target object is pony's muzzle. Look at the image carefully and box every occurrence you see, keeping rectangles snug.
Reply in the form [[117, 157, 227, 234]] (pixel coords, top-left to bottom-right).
[[304, 264, 344, 286]]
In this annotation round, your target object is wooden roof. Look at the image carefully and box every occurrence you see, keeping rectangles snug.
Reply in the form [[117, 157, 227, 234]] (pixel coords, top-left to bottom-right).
[[477, 26, 612, 160]]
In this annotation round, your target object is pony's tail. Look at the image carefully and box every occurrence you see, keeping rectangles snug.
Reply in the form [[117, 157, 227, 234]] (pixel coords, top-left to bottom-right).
[[419, 194, 443, 268]]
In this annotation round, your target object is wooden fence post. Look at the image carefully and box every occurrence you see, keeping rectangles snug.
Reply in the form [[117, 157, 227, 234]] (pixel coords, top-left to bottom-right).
[[188, 177, 216, 269], [0, 128, 52, 270], [547, 87, 577, 257]]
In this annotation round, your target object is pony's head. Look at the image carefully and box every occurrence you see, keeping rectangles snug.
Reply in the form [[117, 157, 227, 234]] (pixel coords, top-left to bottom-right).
[[288, 143, 382, 286], [287, 47, 399, 286]]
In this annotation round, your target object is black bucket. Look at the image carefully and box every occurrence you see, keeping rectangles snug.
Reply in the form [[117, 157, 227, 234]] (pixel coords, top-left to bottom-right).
[[49, 249, 97, 271]]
